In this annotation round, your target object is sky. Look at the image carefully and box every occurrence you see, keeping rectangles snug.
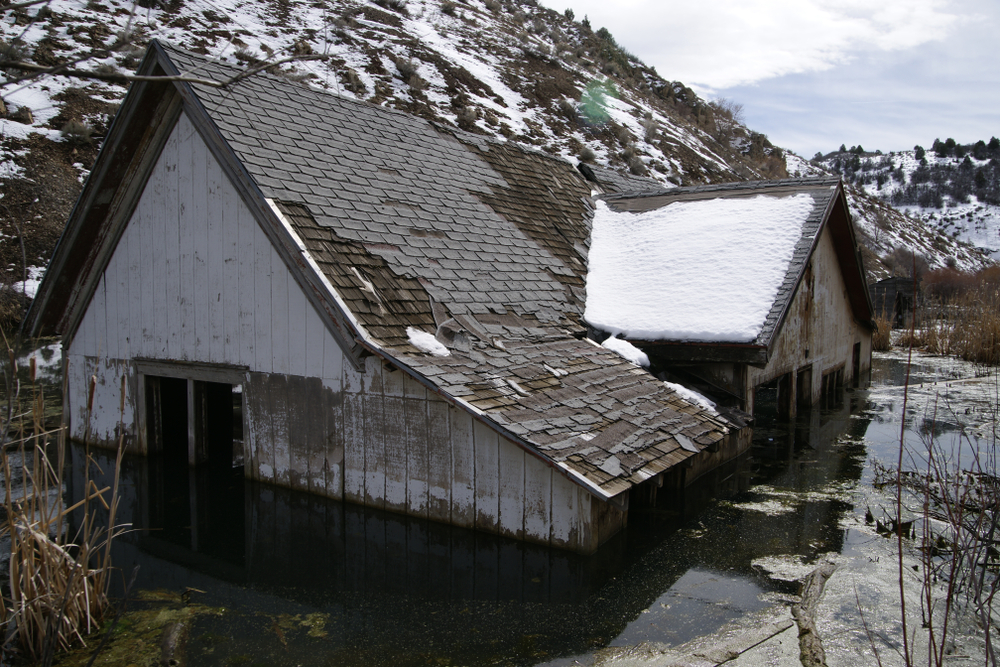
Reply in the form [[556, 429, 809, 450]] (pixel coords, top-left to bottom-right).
[[548, 0, 999, 158]]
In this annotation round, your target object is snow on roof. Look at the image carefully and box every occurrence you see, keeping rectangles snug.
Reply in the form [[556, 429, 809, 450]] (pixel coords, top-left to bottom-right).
[[584, 194, 817, 343]]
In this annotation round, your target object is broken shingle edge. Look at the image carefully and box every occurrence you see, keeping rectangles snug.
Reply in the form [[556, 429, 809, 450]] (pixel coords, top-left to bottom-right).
[[262, 142, 623, 502]]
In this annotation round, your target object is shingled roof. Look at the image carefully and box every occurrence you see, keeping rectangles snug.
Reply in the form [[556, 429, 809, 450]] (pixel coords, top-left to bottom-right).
[[598, 178, 874, 363], [26, 42, 738, 500]]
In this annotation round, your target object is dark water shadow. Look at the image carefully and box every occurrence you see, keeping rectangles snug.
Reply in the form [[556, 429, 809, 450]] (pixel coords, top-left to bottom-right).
[[64, 385, 873, 667]]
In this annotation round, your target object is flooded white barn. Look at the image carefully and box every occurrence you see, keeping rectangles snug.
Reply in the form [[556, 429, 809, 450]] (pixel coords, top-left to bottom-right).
[[26, 43, 870, 553]]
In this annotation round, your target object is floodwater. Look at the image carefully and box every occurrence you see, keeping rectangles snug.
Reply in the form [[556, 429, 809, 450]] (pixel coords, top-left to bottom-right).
[[48, 349, 997, 666]]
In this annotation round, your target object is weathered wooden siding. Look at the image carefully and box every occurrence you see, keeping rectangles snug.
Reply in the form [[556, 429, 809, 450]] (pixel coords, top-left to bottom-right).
[[748, 224, 872, 410], [63, 111, 607, 552]]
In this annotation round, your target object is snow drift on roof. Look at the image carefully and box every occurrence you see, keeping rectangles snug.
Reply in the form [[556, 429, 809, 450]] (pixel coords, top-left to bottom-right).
[[585, 194, 816, 343]]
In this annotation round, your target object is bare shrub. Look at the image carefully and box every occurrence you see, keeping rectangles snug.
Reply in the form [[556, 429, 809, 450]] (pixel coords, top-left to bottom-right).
[[924, 267, 976, 301], [628, 156, 647, 176], [395, 57, 419, 80], [374, 0, 408, 15], [341, 68, 367, 96], [578, 146, 596, 163], [484, 0, 500, 11], [456, 105, 478, 128], [406, 72, 426, 91], [441, 0, 456, 15], [557, 97, 577, 119], [896, 326, 927, 350], [641, 115, 658, 143], [0, 40, 27, 63]]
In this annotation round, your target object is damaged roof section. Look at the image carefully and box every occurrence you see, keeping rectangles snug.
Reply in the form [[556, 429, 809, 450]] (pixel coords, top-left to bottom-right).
[[396, 331, 728, 497], [53, 42, 738, 499], [578, 163, 665, 196]]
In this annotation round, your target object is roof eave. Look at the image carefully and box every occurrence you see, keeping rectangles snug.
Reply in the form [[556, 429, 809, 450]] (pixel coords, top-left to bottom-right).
[[23, 45, 183, 339], [633, 339, 769, 366]]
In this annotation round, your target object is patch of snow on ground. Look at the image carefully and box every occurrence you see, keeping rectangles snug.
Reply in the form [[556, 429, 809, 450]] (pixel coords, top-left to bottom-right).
[[601, 335, 649, 367], [406, 327, 450, 356], [11, 266, 44, 298], [585, 195, 815, 342], [26, 341, 61, 375]]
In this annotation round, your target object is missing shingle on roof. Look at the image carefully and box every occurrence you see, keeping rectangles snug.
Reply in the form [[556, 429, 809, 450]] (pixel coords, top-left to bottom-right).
[[455, 135, 593, 293], [409, 228, 448, 238], [274, 200, 436, 348]]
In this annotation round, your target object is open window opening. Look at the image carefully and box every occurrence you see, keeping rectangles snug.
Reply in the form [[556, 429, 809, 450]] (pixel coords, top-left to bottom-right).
[[755, 372, 792, 423], [795, 365, 812, 411], [852, 342, 861, 389]]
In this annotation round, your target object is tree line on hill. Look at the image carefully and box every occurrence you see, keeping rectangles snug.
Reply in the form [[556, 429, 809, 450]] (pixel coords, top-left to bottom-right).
[[815, 137, 1000, 208]]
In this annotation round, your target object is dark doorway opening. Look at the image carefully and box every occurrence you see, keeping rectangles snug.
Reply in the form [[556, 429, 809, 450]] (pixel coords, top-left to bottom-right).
[[143, 375, 245, 566], [820, 367, 845, 410], [795, 365, 812, 411], [852, 342, 861, 388]]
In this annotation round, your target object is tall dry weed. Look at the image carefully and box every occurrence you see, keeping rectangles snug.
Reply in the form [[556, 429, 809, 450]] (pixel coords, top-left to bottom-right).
[[872, 312, 893, 351], [0, 339, 125, 662]]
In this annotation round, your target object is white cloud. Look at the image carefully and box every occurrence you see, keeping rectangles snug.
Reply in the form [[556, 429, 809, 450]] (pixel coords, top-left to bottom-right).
[[555, 0, 966, 89]]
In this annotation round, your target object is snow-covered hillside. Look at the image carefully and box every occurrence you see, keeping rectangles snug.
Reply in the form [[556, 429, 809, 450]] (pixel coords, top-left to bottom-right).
[[1, 0, 790, 185], [818, 141, 1000, 263], [0, 0, 993, 319]]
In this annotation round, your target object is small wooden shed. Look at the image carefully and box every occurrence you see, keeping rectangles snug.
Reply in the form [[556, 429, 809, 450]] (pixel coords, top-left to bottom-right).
[[869, 276, 917, 328], [25, 42, 746, 553]]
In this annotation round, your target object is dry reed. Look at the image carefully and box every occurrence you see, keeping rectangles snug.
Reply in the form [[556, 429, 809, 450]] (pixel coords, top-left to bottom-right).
[[0, 338, 125, 662], [872, 312, 893, 351], [901, 290, 1000, 366]]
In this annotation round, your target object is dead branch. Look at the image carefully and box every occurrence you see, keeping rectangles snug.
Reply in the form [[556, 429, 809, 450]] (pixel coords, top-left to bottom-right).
[[0, 54, 333, 89]]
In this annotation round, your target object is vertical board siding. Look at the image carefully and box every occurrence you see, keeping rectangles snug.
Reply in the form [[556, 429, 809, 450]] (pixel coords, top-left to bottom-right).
[[206, 148, 224, 363], [322, 377, 344, 500], [271, 374, 290, 487], [404, 398, 428, 516], [342, 378, 366, 505], [450, 409, 476, 526], [177, 117, 195, 360], [382, 394, 408, 512], [523, 455, 552, 547], [497, 442, 525, 540], [286, 374, 308, 491], [426, 401, 452, 522], [237, 204, 256, 367], [473, 419, 500, 532], [162, 125, 179, 360]]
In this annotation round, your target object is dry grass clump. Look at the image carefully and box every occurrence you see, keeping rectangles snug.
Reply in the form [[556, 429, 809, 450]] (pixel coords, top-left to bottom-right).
[[872, 312, 893, 351], [0, 342, 125, 662], [887, 266, 1000, 366], [945, 290, 1000, 364]]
